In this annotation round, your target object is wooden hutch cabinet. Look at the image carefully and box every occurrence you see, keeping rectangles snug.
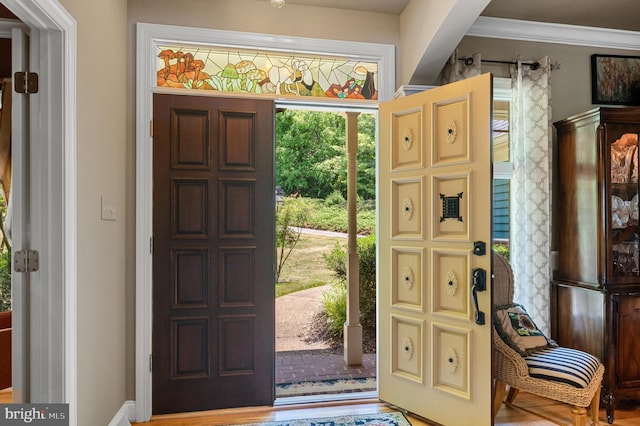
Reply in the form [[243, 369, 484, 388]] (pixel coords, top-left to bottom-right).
[[552, 107, 640, 424]]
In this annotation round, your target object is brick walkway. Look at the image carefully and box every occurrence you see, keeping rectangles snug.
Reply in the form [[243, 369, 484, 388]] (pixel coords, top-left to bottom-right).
[[276, 350, 376, 385]]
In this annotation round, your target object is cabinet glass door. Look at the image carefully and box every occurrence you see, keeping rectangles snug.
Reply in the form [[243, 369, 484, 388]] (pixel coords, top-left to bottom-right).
[[611, 132, 640, 277]]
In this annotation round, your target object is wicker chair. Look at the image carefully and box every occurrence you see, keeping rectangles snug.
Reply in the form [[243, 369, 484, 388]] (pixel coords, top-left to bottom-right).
[[492, 253, 604, 426]]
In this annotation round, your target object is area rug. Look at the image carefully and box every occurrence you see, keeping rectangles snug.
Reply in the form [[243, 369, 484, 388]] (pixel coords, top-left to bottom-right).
[[276, 377, 376, 397], [234, 411, 411, 426]]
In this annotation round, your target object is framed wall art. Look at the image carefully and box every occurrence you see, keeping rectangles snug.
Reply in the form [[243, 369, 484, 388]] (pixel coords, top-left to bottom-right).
[[591, 54, 640, 105]]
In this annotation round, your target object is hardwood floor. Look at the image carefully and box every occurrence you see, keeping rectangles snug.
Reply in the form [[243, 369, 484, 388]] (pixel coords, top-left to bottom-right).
[[134, 392, 640, 425], [4, 386, 640, 424], [0, 387, 11, 404], [132, 399, 433, 426], [495, 392, 640, 425]]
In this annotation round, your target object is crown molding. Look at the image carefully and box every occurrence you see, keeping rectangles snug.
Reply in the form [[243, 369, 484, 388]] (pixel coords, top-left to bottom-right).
[[468, 16, 640, 51]]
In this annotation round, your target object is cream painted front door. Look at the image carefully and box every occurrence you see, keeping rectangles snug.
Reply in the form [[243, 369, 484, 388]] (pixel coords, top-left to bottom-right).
[[378, 73, 493, 425]]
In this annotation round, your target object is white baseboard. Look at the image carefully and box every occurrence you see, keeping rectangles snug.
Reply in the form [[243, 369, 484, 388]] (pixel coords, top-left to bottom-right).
[[109, 401, 136, 426]]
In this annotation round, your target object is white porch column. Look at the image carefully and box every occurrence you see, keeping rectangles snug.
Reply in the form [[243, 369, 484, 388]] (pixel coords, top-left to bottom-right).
[[344, 111, 363, 365]]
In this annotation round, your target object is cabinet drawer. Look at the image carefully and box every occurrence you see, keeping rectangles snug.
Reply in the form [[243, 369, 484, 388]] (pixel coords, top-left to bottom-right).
[[617, 296, 640, 388]]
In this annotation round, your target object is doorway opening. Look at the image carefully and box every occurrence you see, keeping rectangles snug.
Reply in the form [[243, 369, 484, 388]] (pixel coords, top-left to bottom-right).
[[273, 107, 377, 401], [0, 79, 12, 401], [0, 8, 17, 401]]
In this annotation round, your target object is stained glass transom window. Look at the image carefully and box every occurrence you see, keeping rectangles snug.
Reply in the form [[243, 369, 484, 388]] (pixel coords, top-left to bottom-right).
[[156, 43, 379, 100]]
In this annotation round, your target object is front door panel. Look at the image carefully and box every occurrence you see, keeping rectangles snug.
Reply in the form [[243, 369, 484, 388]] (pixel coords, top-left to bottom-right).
[[378, 74, 493, 425], [152, 94, 275, 414]]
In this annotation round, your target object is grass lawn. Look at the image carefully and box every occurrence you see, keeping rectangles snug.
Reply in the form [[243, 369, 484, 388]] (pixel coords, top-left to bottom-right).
[[276, 232, 346, 297]]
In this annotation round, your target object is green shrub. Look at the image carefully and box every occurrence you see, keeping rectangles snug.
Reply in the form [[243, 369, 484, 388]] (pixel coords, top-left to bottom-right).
[[356, 234, 376, 329], [325, 190, 346, 207], [493, 243, 510, 260], [324, 242, 347, 279], [274, 196, 375, 234], [321, 282, 347, 339], [323, 233, 377, 335]]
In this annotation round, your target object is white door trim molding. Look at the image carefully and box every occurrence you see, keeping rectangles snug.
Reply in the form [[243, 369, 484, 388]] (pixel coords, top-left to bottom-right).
[[135, 22, 394, 422], [2, 0, 77, 424], [469, 16, 640, 51], [0, 19, 27, 36]]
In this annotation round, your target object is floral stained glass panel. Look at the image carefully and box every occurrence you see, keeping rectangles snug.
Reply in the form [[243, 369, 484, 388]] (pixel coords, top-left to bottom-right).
[[156, 44, 379, 100]]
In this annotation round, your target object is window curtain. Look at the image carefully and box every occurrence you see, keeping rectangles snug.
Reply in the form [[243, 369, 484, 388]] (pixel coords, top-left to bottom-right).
[[441, 49, 481, 84], [509, 57, 552, 334]]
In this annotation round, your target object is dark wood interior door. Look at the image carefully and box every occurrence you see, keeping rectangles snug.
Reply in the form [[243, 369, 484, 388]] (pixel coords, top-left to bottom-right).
[[152, 94, 275, 414]]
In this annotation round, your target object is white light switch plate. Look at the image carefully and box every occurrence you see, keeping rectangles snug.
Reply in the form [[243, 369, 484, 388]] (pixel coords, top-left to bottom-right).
[[101, 196, 118, 221]]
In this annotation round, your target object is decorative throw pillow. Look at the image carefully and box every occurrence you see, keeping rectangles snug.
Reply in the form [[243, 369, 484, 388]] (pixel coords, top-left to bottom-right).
[[494, 303, 557, 356]]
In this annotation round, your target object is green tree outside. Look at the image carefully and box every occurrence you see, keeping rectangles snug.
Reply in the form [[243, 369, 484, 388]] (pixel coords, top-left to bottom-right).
[[275, 110, 376, 200]]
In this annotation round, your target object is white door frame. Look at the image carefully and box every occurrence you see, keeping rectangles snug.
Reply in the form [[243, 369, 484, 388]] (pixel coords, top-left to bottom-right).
[[2, 0, 77, 423], [9, 22, 29, 406], [135, 22, 394, 421]]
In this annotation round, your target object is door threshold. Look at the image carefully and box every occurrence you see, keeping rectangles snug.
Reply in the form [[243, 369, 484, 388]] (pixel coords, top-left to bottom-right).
[[274, 390, 378, 407]]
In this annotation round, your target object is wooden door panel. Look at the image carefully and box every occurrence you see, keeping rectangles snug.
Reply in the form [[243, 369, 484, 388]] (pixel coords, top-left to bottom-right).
[[170, 108, 210, 169], [219, 111, 256, 169], [171, 317, 209, 379], [218, 314, 256, 375], [220, 179, 255, 237], [173, 248, 208, 307], [173, 179, 209, 237], [219, 248, 254, 306], [153, 94, 274, 414]]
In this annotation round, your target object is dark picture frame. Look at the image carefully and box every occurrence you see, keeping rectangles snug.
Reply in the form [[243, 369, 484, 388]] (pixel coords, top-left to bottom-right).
[[591, 54, 640, 105]]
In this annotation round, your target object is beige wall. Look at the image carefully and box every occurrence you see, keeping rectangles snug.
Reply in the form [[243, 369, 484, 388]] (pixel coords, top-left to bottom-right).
[[126, 0, 402, 103], [57, 0, 129, 424], [399, 0, 455, 84], [455, 36, 640, 123], [399, 0, 492, 85], [127, 0, 400, 44]]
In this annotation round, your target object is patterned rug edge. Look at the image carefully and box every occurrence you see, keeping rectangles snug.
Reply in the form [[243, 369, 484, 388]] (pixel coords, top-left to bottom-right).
[[275, 377, 377, 397], [233, 411, 411, 426]]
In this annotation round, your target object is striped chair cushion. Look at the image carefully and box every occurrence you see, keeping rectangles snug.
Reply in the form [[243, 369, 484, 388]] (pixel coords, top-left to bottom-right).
[[525, 347, 601, 388]]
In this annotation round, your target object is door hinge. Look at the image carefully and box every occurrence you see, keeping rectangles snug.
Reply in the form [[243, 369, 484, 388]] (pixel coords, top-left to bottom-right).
[[14, 249, 39, 272], [150, 120, 153, 138], [150, 236, 154, 254], [14, 71, 39, 94], [149, 354, 153, 372]]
